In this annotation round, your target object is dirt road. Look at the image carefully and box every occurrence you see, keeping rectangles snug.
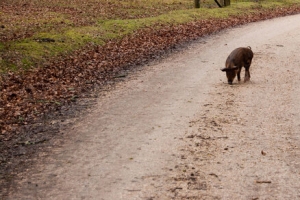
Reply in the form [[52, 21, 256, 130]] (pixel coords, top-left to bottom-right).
[[6, 14, 300, 199]]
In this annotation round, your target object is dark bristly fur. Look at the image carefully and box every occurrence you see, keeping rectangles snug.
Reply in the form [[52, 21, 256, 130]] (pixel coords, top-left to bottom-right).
[[221, 46, 253, 85]]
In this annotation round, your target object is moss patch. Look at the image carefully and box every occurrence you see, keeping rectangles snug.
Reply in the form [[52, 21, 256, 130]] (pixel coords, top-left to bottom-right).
[[0, 42, 4, 51]]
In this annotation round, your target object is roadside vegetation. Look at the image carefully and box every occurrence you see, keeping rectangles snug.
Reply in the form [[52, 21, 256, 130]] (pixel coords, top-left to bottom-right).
[[1, 0, 300, 72]]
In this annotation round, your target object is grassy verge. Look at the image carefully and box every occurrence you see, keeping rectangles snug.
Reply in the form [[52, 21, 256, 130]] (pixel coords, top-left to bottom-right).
[[1, 0, 300, 73]]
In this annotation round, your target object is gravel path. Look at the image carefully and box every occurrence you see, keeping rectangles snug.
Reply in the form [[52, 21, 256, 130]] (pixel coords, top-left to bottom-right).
[[6, 14, 300, 199]]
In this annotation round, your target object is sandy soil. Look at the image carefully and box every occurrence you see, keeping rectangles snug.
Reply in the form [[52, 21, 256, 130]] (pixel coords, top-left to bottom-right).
[[5, 14, 300, 199]]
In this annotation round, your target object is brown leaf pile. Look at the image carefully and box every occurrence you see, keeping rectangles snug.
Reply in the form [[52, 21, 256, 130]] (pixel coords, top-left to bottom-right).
[[1, 5, 300, 141], [0, 0, 190, 42]]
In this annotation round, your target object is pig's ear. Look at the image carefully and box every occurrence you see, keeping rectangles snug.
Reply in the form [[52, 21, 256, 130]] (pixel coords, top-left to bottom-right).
[[232, 66, 239, 70], [221, 66, 238, 72]]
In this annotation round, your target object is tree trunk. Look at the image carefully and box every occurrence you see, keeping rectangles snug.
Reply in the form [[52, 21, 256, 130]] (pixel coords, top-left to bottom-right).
[[194, 0, 200, 8], [224, 0, 230, 6]]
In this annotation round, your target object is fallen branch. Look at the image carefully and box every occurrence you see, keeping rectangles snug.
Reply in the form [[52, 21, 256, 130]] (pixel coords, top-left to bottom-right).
[[256, 180, 271, 184]]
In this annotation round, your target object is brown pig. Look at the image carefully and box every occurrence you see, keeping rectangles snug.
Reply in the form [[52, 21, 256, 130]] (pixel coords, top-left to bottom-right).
[[221, 46, 253, 84]]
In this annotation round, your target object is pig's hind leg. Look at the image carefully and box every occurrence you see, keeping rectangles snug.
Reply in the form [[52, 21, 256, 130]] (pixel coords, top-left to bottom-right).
[[244, 65, 250, 82], [237, 67, 242, 82]]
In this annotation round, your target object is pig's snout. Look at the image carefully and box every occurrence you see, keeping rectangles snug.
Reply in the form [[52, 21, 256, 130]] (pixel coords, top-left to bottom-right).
[[221, 67, 237, 84]]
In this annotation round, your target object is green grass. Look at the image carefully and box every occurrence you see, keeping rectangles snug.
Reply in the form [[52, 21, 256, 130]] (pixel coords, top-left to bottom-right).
[[1, 0, 300, 72], [0, 42, 4, 51]]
